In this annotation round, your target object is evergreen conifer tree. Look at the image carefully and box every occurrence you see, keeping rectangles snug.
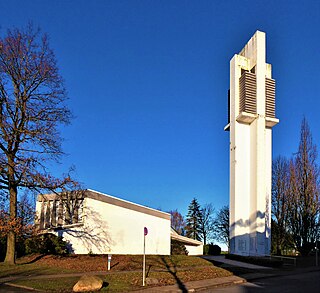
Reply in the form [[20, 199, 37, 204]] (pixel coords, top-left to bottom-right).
[[185, 198, 202, 240]]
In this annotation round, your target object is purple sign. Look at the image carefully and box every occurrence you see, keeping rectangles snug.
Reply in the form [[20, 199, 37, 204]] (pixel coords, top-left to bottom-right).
[[144, 227, 148, 236]]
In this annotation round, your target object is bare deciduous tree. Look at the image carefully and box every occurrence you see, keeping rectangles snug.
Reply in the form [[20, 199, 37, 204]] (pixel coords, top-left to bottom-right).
[[213, 205, 230, 250], [199, 203, 214, 245], [169, 209, 185, 235], [287, 118, 320, 255], [0, 192, 36, 258], [272, 156, 291, 255], [0, 25, 73, 263]]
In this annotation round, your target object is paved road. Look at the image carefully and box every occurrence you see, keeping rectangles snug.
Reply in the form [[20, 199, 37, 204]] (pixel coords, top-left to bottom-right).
[[210, 270, 320, 293], [0, 284, 34, 292]]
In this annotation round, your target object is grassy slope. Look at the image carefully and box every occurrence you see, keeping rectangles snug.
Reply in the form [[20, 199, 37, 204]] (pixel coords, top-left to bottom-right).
[[1, 254, 232, 292], [18, 254, 214, 271]]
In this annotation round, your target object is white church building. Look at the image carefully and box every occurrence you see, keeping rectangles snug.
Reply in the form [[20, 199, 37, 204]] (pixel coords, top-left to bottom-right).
[[36, 189, 203, 256]]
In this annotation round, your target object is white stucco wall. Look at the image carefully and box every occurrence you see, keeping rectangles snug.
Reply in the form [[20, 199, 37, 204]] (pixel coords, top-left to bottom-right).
[[171, 229, 203, 256], [264, 127, 272, 255], [37, 191, 171, 255], [185, 244, 203, 256]]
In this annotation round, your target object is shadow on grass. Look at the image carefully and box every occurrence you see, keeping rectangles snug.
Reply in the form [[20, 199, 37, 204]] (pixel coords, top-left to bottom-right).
[[146, 264, 152, 277], [18, 254, 46, 265], [0, 267, 50, 282], [111, 262, 119, 269], [102, 281, 109, 289], [160, 256, 187, 293]]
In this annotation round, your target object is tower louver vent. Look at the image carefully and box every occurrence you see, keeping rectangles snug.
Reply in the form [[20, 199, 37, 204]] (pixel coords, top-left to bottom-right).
[[239, 72, 257, 114], [265, 78, 275, 118], [239, 72, 276, 119]]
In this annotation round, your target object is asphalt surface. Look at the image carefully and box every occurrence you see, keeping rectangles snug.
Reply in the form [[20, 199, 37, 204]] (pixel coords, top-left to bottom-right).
[[210, 270, 320, 293]]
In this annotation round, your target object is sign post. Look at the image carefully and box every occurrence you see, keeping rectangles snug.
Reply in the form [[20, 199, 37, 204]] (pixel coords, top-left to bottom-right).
[[316, 240, 318, 267], [143, 227, 148, 286]]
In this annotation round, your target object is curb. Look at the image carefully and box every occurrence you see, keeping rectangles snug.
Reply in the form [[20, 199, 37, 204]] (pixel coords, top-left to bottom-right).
[[188, 278, 247, 292], [135, 276, 247, 292]]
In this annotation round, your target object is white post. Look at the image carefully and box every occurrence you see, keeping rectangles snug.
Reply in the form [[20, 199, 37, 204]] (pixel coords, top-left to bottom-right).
[[107, 254, 112, 271]]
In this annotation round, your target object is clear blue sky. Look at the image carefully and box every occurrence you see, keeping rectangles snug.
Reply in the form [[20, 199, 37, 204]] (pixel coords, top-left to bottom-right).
[[1, 0, 320, 217]]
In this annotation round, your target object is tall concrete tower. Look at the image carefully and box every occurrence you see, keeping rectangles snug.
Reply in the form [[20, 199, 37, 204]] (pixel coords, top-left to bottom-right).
[[224, 31, 279, 256]]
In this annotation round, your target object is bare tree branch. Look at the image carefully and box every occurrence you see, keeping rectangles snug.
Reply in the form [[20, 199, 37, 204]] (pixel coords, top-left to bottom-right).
[[0, 24, 75, 264]]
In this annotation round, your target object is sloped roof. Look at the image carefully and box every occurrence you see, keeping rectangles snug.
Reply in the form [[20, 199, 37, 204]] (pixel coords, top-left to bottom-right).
[[170, 228, 203, 246], [38, 189, 171, 220]]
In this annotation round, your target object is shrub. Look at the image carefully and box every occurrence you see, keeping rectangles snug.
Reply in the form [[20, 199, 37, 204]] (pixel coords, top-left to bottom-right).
[[171, 240, 188, 255], [88, 249, 96, 256], [1, 236, 29, 260], [204, 244, 221, 255], [16, 237, 26, 257], [0, 237, 6, 261], [25, 233, 69, 255], [203, 244, 209, 255]]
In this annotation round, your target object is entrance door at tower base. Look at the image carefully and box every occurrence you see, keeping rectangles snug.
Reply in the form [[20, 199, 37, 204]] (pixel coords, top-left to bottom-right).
[[230, 233, 271, 256]]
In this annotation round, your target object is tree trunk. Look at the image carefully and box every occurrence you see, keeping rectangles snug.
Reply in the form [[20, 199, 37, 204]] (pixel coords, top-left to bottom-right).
[[276, 247, 281, 256], [4, 231, 16, 264], [4, 156, 18, 264]]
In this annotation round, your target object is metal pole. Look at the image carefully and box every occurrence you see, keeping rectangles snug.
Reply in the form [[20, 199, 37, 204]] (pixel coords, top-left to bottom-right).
[[143, 233, 146, 286], [316, 241, 318, 267]]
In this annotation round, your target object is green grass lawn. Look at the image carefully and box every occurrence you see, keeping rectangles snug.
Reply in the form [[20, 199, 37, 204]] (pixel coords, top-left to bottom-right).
[[12, 277, 82, 292], [0, 262, 74, 278], [11, 273, 142, 292], [11, 268, 231, 292]]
